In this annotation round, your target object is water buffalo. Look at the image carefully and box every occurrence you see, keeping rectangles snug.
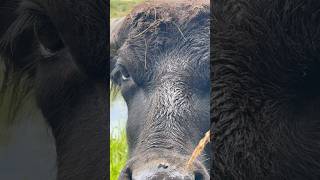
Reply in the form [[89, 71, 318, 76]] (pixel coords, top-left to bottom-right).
[[212, 0, 320, 179], [0, 0, 107, 179], [111, 0, 210, 179]]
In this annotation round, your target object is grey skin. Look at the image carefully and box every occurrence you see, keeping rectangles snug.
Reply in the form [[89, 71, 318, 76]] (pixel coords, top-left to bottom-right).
[[111, 1, 210, 179]]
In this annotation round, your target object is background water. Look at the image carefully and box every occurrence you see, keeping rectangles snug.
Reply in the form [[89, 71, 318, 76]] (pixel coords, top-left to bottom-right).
[[110, 95, 128, 137]]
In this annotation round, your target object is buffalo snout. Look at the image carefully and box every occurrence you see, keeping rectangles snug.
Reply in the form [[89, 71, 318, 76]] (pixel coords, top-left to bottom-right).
[[120, 154, 209, 180]]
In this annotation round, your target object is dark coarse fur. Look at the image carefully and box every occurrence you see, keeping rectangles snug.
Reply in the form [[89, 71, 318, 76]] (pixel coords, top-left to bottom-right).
[[212, 0, 320, 179], [111, 0, 210, 179], [0, 0, 107, 179]]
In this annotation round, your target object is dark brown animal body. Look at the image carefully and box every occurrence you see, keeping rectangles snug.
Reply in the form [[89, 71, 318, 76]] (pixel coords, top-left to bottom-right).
[[212, 0, 320, 179]]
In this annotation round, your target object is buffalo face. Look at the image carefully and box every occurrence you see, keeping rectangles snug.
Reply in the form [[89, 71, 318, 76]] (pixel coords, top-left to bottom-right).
[[111, 1, 210, 179]]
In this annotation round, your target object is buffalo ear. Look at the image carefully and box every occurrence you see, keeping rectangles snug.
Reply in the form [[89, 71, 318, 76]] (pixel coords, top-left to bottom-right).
[[110, 17, 126, 71]]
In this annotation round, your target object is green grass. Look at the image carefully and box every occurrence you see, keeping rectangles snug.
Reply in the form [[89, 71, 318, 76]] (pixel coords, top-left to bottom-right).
[[110, 0, 144, 18], [110, 127, 128, 180]]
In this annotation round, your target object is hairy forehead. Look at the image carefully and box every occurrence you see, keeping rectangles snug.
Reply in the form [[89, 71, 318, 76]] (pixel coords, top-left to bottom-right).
[[130, 0, 210, 18], [112, 0, 210, 82], [113, 0, 210, 50]]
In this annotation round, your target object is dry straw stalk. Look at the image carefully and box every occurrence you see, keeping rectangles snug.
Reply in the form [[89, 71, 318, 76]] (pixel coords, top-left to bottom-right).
[[186, 130, 211, 170]]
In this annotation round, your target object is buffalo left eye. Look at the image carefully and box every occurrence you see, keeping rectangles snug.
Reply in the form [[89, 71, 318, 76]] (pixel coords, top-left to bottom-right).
[[111, 63, 131, 85], [120, 66, 130, 81]]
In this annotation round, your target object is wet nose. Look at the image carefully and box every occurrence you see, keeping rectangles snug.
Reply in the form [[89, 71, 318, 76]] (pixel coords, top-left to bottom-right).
[[130, 163, 208, 180], [134, 164, 188, 180]]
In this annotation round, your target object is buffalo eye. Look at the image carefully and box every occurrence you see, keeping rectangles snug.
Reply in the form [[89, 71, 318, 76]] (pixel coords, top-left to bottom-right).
[[120, 65, 130, 81], [35, 19, 64, 56], [111, 63, 131, 85]]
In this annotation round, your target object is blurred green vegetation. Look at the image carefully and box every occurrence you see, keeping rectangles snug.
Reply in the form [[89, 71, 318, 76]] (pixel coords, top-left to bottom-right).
[[110, 0, 144, 18], [110, 128, 128, 180]]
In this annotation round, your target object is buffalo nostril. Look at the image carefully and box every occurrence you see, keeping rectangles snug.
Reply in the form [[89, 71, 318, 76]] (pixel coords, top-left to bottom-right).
[[194, 171, 204, 180], [157, 163, 168, 169]]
